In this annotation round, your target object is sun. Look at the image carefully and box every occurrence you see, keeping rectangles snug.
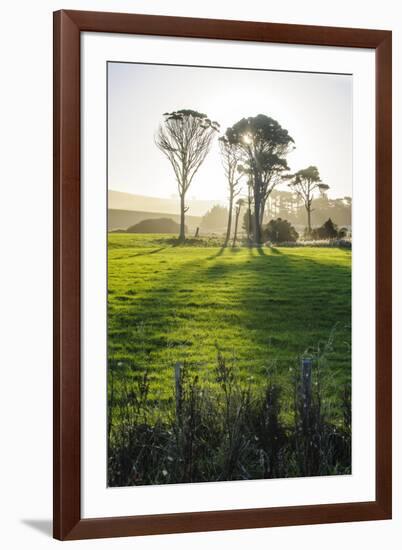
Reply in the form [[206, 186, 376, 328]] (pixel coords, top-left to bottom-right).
[[242, 133, 253, 145]]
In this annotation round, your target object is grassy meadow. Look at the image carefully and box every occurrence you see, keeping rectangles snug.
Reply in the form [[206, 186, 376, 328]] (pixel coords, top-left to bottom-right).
[[107, 234, 352, 485], [108, 233, 351, 397]]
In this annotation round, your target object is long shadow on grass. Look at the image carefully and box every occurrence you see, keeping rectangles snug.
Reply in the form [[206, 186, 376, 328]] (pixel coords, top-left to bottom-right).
[[207, 244, 234, 259], [208, 244, 257, 260], [109, 245, 351, 383], [130, 246, 167, 257]]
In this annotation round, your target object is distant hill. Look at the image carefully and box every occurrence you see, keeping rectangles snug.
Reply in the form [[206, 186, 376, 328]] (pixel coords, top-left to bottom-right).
[[108, 209, 201, 233], [126, 218, 182, 234], [108, 190, 224, 217]]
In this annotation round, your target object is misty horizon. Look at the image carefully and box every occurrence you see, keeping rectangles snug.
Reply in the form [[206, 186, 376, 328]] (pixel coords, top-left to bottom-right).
[[108, 188, 351, 216], [108, 188, 352, 202]]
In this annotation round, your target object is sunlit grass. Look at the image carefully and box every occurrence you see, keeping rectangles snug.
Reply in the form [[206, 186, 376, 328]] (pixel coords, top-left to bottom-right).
[[108, 233, 351, 412]]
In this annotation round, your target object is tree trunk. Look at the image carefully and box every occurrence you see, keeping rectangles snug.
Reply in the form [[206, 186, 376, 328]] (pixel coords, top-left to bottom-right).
[[307, 207, 312, 237], [179, 193, 186, 242], [261, 196, 268, 226], [247, 190, 252, 242], [225, 192, 234, 247], [232, 207, 240, 247], [254, 194, 262, 245]]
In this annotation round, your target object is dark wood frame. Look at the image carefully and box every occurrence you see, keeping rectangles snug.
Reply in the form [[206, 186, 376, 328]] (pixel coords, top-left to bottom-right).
[[54, 9, 392, 541]]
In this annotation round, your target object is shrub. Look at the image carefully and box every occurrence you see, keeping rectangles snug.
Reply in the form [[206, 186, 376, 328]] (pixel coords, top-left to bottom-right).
[[311, 218, 338, 240], [263, 218, 299, 243]]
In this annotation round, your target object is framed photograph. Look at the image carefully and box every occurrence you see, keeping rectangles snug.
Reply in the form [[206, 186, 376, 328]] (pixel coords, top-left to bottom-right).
[[53, 10, 392, 540]]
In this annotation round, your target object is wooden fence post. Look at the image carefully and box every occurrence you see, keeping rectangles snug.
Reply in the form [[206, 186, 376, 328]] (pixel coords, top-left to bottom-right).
[[301, 356, 313, 411], [299, 356, 313, 475]]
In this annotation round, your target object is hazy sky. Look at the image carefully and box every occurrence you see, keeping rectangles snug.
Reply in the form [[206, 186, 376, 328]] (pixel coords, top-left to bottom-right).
[[108, 62, 352, 203]]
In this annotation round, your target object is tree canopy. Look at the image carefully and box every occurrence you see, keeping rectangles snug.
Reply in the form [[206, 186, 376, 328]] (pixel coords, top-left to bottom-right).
[[224, 114, 295, 243], [287, 166, 329, 203]]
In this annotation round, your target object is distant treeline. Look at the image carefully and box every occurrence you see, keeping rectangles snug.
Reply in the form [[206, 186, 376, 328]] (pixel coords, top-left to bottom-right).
[[266, 190, 351, 229], [198, 192, 351, 234]]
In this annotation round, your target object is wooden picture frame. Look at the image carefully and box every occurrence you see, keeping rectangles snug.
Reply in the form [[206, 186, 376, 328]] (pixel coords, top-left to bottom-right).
[[53, 9, 392, 540]]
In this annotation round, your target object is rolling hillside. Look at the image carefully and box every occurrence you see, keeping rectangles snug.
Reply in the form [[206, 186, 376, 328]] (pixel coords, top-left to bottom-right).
[[108, 209, 202, 232]]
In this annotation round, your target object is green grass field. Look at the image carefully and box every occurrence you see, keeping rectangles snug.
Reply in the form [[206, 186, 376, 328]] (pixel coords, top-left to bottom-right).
[[108, 234, 351, 410]]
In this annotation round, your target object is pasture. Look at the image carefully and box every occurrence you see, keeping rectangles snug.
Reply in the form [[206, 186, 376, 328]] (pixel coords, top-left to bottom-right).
[[108, 234, 351, 409]]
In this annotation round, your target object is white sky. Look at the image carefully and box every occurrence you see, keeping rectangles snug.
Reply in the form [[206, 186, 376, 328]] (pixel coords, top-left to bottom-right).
[[108, 62, 352, 204]]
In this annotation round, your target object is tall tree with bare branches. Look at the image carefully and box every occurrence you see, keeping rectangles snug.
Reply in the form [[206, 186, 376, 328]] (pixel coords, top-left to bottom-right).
[[219, 136, 243, 246], [286, 166, 329, 236], [156, 110, 219, 241]]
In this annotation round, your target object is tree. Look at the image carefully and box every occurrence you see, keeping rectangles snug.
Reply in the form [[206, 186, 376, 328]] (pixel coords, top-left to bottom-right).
[[224, 115, 294, 244], [200, 205, 229, 233], [156, 110, 219, 241], [286, 166, 329, 237], [240, 177, 255, 242], [232, 198, 245, 247], [264, 218, 299, 243], [311, 218, 339, 240], [242, 209, 254, 240], [321, 218, 338, 239], [219, 136, 243, 246]]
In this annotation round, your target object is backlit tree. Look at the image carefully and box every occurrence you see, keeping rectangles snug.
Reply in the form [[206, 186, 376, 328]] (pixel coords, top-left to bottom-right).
[[286, 166, 329, 236], [156, 110, 219, 241], [224, 115, 294, 244]]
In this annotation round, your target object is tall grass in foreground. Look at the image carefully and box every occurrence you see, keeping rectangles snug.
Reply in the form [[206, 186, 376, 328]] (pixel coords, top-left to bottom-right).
[[108, 342, 351, 487]]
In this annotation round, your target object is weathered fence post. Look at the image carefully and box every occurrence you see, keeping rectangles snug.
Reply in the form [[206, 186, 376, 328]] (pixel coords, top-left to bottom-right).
[[301, 356, 313, 411], [299, 355, 313, 475]]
